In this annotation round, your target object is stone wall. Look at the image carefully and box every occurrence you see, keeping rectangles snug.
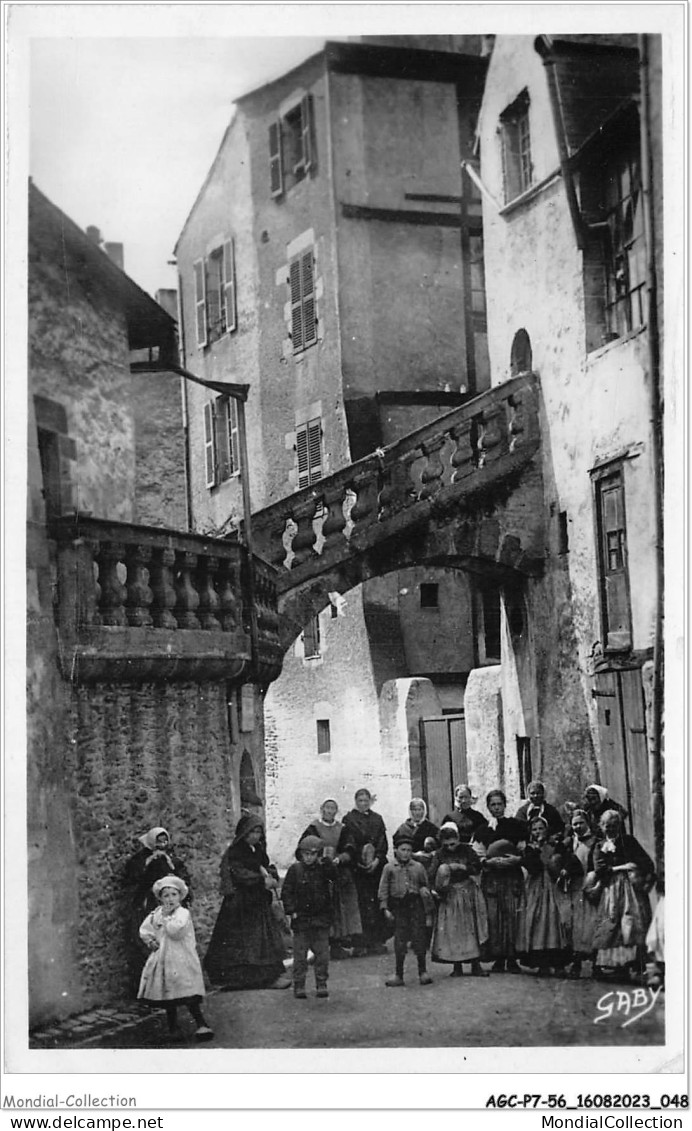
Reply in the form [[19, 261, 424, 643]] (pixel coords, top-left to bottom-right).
[[132, 371, 188, 530], [68, 681, 237, 1005]]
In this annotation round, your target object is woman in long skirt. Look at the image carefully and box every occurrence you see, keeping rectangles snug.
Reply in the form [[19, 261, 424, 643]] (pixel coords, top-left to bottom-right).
[[591, 810, 655, 981], [298, 798, 362, 958], [475, 790, 527, 973], [430, 822, 489, 977], [204, 815, 291, 990], [517, 817, 567, 976], [553, 808, 600, 978]]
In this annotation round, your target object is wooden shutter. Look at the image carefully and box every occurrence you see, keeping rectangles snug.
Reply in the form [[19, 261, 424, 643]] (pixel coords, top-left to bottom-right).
[[228, 396, 240, 475], [269, 120, 284, 198], [296, 422, 309, 488], [289, 259, 303, 352], [301, 251, 317, 346], [223, 239, 237, 333], [204, 402, 217, 487], [206, 253, 222, 334], [301, 94, 313, 173], [194, 258, 207, 347], [307, 417, 322, 483]]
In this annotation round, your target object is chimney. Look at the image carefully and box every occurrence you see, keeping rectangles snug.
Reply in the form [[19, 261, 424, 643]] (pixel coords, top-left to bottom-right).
[[155, 289, 178, 320], [104, 242, 124, 271], [86, 225, 102, 245]]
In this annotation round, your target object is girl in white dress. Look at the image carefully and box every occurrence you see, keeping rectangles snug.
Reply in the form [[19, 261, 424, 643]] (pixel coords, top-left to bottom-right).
[[139, 875, 213, 1042]]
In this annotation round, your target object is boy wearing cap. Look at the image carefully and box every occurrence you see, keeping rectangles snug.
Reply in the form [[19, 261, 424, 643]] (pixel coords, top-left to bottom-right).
[[378, 832, 433, 987], [281, 836, 336, 998]]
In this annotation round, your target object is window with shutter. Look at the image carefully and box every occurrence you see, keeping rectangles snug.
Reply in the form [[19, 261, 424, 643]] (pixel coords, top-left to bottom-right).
[[303, 616, 321, 660], [269, 120, 284, 198], [296, 417, 323, 489], [223, 239, 237, 333], [301, 94, 313, 173], [593, 465, 632, 651], [290, 258, 304, 353], [288, 249, 317, 354], [204, 402, 217, 487], [194, 259, 207, 347]]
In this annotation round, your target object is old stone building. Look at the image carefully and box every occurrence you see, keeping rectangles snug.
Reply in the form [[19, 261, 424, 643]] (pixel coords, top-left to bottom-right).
[[474, 34, 663, 863], [27, 182, 281, 1025], [174, 40, 506, 862]]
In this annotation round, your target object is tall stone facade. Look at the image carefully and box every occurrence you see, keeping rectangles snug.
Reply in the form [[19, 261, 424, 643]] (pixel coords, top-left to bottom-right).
[[174, 42, 499, 866]]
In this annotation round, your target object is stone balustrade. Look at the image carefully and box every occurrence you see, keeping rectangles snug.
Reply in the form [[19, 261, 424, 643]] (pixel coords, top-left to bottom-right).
[[250, 373, 541, 590], [48, 515, 282, 685]]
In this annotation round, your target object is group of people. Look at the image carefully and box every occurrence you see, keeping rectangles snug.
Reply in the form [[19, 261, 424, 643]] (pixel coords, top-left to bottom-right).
[[122, 780, 661, 1037]]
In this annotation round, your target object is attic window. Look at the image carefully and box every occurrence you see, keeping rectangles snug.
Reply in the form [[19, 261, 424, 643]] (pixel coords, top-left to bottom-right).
[[269, 95, 315, 199]]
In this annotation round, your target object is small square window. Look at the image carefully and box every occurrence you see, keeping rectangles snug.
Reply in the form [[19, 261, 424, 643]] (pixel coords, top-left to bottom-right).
[[420, 583, 439, 609], [316, 718, 331, 754]]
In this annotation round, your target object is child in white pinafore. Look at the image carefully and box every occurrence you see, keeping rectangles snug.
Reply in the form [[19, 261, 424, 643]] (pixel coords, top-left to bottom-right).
[[138, 874, 213, 1042]]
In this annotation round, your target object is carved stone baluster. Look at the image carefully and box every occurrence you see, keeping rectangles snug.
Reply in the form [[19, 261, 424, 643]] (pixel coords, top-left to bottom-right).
[[474, 414, 487, 468], [450, 422, 475, 483], [196, 555, 222, 631], [378, 460, 415, 520], [349, 475, 378, 528], [419, 438, 446, 500], [81, 537, 101, 626], [291, 503, 318, 567], [321, 486, 347, 552], [507, 393, 525, 453], [94, 542, 127, 626], [149, 547, 178, 628], [478, 409, 504, 465], [342, 489, 357, 541], [312, 501, 326, 556], [173, 551, 200, 628], [124, 544, 154, 627], [282, 518, 298, 570], [216, 557, 239, 632]]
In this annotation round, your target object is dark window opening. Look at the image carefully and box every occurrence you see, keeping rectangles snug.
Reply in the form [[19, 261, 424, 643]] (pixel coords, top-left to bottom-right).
[[580, 112, 645, 351], [316, 718, 331, 754], [517, 736, 532, 797], [481, 584, 502, 662], [420, 583, 439, 609], [558, 510, 569, 555], [510, 328, 532, 375], [303, 615, 321, 659]]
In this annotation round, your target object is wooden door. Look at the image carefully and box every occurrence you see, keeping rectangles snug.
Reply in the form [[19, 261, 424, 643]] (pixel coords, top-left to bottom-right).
[[419, 714, 468, 825]]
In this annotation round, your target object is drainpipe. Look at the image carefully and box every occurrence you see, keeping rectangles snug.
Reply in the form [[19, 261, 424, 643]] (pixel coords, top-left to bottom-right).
[[534, 36, 587, 250], [638, 33, 665, 879]]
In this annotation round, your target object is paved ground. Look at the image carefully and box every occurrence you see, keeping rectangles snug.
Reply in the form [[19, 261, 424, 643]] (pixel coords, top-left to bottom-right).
[[30, 954, 665, 1050]]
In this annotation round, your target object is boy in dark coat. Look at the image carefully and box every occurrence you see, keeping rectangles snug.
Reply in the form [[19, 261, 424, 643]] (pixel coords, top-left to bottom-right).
[[378, 830, 433, 987], [281, 835, 336, 999]]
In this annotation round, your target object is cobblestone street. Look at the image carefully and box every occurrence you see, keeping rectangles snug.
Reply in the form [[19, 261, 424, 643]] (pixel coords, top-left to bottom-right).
[[31, 954, 665, 1052]]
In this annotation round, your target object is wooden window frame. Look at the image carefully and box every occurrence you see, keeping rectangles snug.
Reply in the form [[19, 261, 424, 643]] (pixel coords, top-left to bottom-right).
[[204, 394, 241, 490], [303, 615, 321, 660], [316, 718, 331, 755], [591, 461, 633, 653], [499, 90, 533, 204], [194, 239, 238, 349]]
